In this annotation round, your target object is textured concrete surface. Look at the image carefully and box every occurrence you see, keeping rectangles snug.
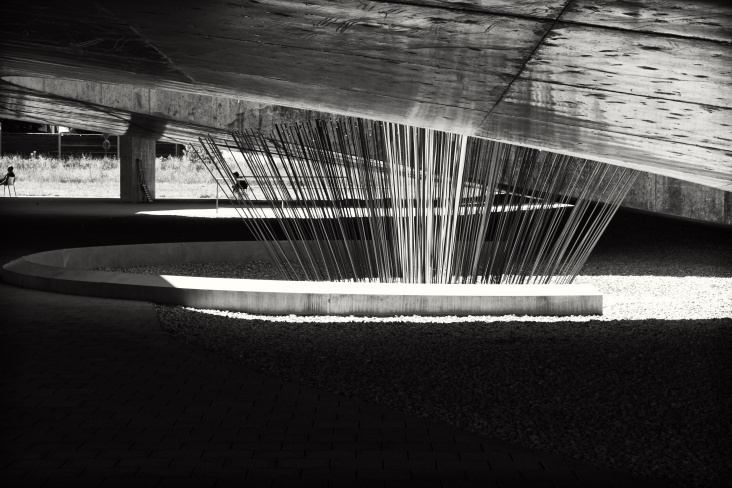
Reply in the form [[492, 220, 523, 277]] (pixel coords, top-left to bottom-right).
[[623, 173, 732, 226], [0, 198, 670, 487], [2, 0, 731, 189], [120, 136, 156, 203]]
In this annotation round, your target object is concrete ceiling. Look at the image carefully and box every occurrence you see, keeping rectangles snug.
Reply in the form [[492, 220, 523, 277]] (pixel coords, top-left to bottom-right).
[[1, 0, 731, 189]]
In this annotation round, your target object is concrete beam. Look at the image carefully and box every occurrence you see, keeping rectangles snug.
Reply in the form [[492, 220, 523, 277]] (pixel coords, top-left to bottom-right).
[[1, 76, 334, 139]]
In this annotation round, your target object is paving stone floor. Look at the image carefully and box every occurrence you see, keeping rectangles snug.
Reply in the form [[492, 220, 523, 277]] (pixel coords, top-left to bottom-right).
[[0, 198, 672, 487]]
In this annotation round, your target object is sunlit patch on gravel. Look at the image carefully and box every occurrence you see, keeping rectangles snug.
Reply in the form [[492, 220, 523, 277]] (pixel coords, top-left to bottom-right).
[[99, 261, 732, 321], [576, 275, 732, 320]]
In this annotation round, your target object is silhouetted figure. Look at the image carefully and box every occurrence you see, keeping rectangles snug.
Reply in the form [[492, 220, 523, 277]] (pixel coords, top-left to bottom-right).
[[231, 171, 249, 201], [0, 166, 15, 186]]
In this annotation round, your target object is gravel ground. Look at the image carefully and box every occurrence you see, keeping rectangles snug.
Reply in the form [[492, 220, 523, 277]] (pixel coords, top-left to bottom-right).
[[105, 211, 732, 487]]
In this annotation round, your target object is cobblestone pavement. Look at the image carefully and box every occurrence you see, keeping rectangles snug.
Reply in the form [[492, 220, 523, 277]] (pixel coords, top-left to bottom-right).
[[1, 198, 672, 487]]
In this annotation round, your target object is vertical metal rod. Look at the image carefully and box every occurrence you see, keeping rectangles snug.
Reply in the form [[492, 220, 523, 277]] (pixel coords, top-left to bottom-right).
[[195, 118, 634, 285]]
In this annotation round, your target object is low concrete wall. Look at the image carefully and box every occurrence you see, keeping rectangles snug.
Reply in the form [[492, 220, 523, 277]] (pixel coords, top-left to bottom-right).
[[623, 173, 732, 226], [2, 241, 602, 317]]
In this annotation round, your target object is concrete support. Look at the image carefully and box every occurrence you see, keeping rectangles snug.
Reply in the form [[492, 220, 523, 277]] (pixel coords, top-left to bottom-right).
[[119, 135, 155, 202]]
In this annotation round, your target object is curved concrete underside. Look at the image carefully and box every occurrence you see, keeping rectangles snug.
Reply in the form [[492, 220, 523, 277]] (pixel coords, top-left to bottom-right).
[[1, 241, 602, 316], [1, 0, 730, 189]]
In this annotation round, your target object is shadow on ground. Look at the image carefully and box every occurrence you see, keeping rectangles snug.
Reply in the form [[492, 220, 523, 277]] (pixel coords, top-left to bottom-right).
[[159, 308, 732, 488]]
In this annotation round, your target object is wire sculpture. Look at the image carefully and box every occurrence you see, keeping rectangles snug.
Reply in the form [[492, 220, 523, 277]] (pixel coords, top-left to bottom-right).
[[194, 118, 638, 284]]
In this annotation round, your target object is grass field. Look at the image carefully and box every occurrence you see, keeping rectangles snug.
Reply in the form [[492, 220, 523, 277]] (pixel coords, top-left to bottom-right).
[[0, 154, 220, 198]]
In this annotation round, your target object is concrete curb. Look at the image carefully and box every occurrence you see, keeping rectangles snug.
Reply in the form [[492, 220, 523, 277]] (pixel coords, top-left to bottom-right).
[[2, 241, 602, 316]]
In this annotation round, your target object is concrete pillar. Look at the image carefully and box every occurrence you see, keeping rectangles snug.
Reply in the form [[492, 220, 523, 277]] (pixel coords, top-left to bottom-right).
[[119, 135, 155, 202]]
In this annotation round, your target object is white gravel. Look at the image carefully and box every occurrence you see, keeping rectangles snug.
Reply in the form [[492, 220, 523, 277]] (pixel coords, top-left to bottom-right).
[[103, 260, 732, 322]]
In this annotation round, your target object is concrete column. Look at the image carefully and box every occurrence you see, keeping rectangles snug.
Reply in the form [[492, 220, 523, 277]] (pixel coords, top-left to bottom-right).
[[119, 135, 156, 202]]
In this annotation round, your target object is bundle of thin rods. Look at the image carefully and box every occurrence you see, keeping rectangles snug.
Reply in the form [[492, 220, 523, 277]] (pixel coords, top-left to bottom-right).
[[194, 118, 638, 284]]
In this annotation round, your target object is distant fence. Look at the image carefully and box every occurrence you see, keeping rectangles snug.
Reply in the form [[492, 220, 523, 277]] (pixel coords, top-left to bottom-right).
[[0, 133, 181, 158]]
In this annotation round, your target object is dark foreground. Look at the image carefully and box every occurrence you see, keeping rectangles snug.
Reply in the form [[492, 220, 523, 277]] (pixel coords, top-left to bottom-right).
[[155, 211, 732, 487], [1, 198, 730, 488]]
